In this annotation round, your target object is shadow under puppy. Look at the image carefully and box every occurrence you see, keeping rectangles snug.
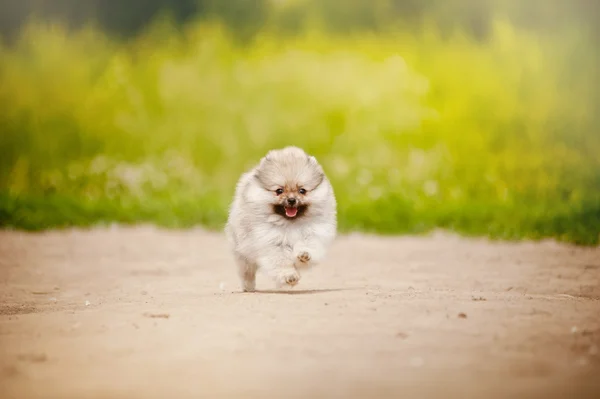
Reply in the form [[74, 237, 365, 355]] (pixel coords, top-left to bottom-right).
[[225, 146, 337, 291]]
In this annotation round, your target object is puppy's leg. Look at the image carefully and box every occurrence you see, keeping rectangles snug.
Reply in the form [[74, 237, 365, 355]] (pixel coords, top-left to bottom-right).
[[235, 254, 257, 292], [293, 240, 326, 269], [257, 252, 300, 288], [293, 224, 336, 269]]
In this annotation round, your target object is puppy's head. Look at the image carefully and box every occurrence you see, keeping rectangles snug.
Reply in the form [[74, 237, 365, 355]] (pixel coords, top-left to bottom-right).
[[254, 146, 325, 220]]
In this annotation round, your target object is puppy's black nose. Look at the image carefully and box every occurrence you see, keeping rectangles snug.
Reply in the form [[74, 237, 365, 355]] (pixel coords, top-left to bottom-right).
[[287, 198, 297, 206]]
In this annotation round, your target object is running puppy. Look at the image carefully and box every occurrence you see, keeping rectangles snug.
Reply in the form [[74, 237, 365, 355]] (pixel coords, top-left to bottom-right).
[[225, 146, 337, 291]]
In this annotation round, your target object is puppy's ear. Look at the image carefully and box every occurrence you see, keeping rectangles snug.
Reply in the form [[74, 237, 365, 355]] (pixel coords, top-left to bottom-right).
[[257, 151, 274, 171], [307, 156, 323, 172], [306, 155, 325, 188], [255, 153, 275, 187]]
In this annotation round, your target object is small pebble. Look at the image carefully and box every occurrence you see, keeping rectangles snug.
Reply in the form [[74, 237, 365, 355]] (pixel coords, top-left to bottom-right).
[[219, 282, 226, 291], [458, 312, 467, 319], [143, 313, 170, 319], [85, 300, 91, 306], [571, 326, 578, 334]]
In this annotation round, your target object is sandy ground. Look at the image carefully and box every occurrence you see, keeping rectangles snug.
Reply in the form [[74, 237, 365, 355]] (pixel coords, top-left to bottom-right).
[[0, 226, 599, 399]]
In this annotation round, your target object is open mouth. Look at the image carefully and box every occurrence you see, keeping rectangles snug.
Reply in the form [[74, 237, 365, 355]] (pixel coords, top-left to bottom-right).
[[274, 205, 307, 219]]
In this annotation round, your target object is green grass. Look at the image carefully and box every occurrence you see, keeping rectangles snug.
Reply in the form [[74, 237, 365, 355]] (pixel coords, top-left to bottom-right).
[[0, 19, 599, 245]]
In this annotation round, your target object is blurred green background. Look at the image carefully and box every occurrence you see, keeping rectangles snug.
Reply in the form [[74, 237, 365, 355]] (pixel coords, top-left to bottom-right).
[[0, 0, 598, 244]]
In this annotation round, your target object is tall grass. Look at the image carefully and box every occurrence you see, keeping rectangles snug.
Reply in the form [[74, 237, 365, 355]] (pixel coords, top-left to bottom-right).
[[0, 18, 598, 244]]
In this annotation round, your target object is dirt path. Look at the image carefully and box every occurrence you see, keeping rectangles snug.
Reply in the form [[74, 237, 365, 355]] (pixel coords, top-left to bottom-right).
[[0, 227, 599, 399]]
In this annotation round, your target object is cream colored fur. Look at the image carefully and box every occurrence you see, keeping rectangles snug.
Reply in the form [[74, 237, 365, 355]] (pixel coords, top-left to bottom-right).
[[225, 147, 337, 291]]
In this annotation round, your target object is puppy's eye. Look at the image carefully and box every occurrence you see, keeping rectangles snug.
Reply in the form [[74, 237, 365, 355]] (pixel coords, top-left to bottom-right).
[[298, 188, 307, 195], [275, 188, 284, 195]]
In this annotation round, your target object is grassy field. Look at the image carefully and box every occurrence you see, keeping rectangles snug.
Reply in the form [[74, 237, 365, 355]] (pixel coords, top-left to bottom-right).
[[0, 18, 599, 245]]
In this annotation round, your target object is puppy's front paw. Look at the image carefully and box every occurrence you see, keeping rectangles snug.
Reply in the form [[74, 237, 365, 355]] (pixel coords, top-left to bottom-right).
[[276, 269, 301, 288], [297, 251, 311, 263]]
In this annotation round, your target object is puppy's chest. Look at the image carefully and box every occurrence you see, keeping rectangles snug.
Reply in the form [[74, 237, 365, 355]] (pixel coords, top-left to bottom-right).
[[258, 224, 308, 248]]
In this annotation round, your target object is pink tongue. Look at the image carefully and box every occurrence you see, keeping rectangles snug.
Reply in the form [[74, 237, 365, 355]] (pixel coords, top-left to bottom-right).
[[285, 207, 298, 217]]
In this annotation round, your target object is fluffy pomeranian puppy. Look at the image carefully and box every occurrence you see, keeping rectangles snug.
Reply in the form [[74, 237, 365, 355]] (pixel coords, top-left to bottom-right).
[[225, 146, 337, 292]]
